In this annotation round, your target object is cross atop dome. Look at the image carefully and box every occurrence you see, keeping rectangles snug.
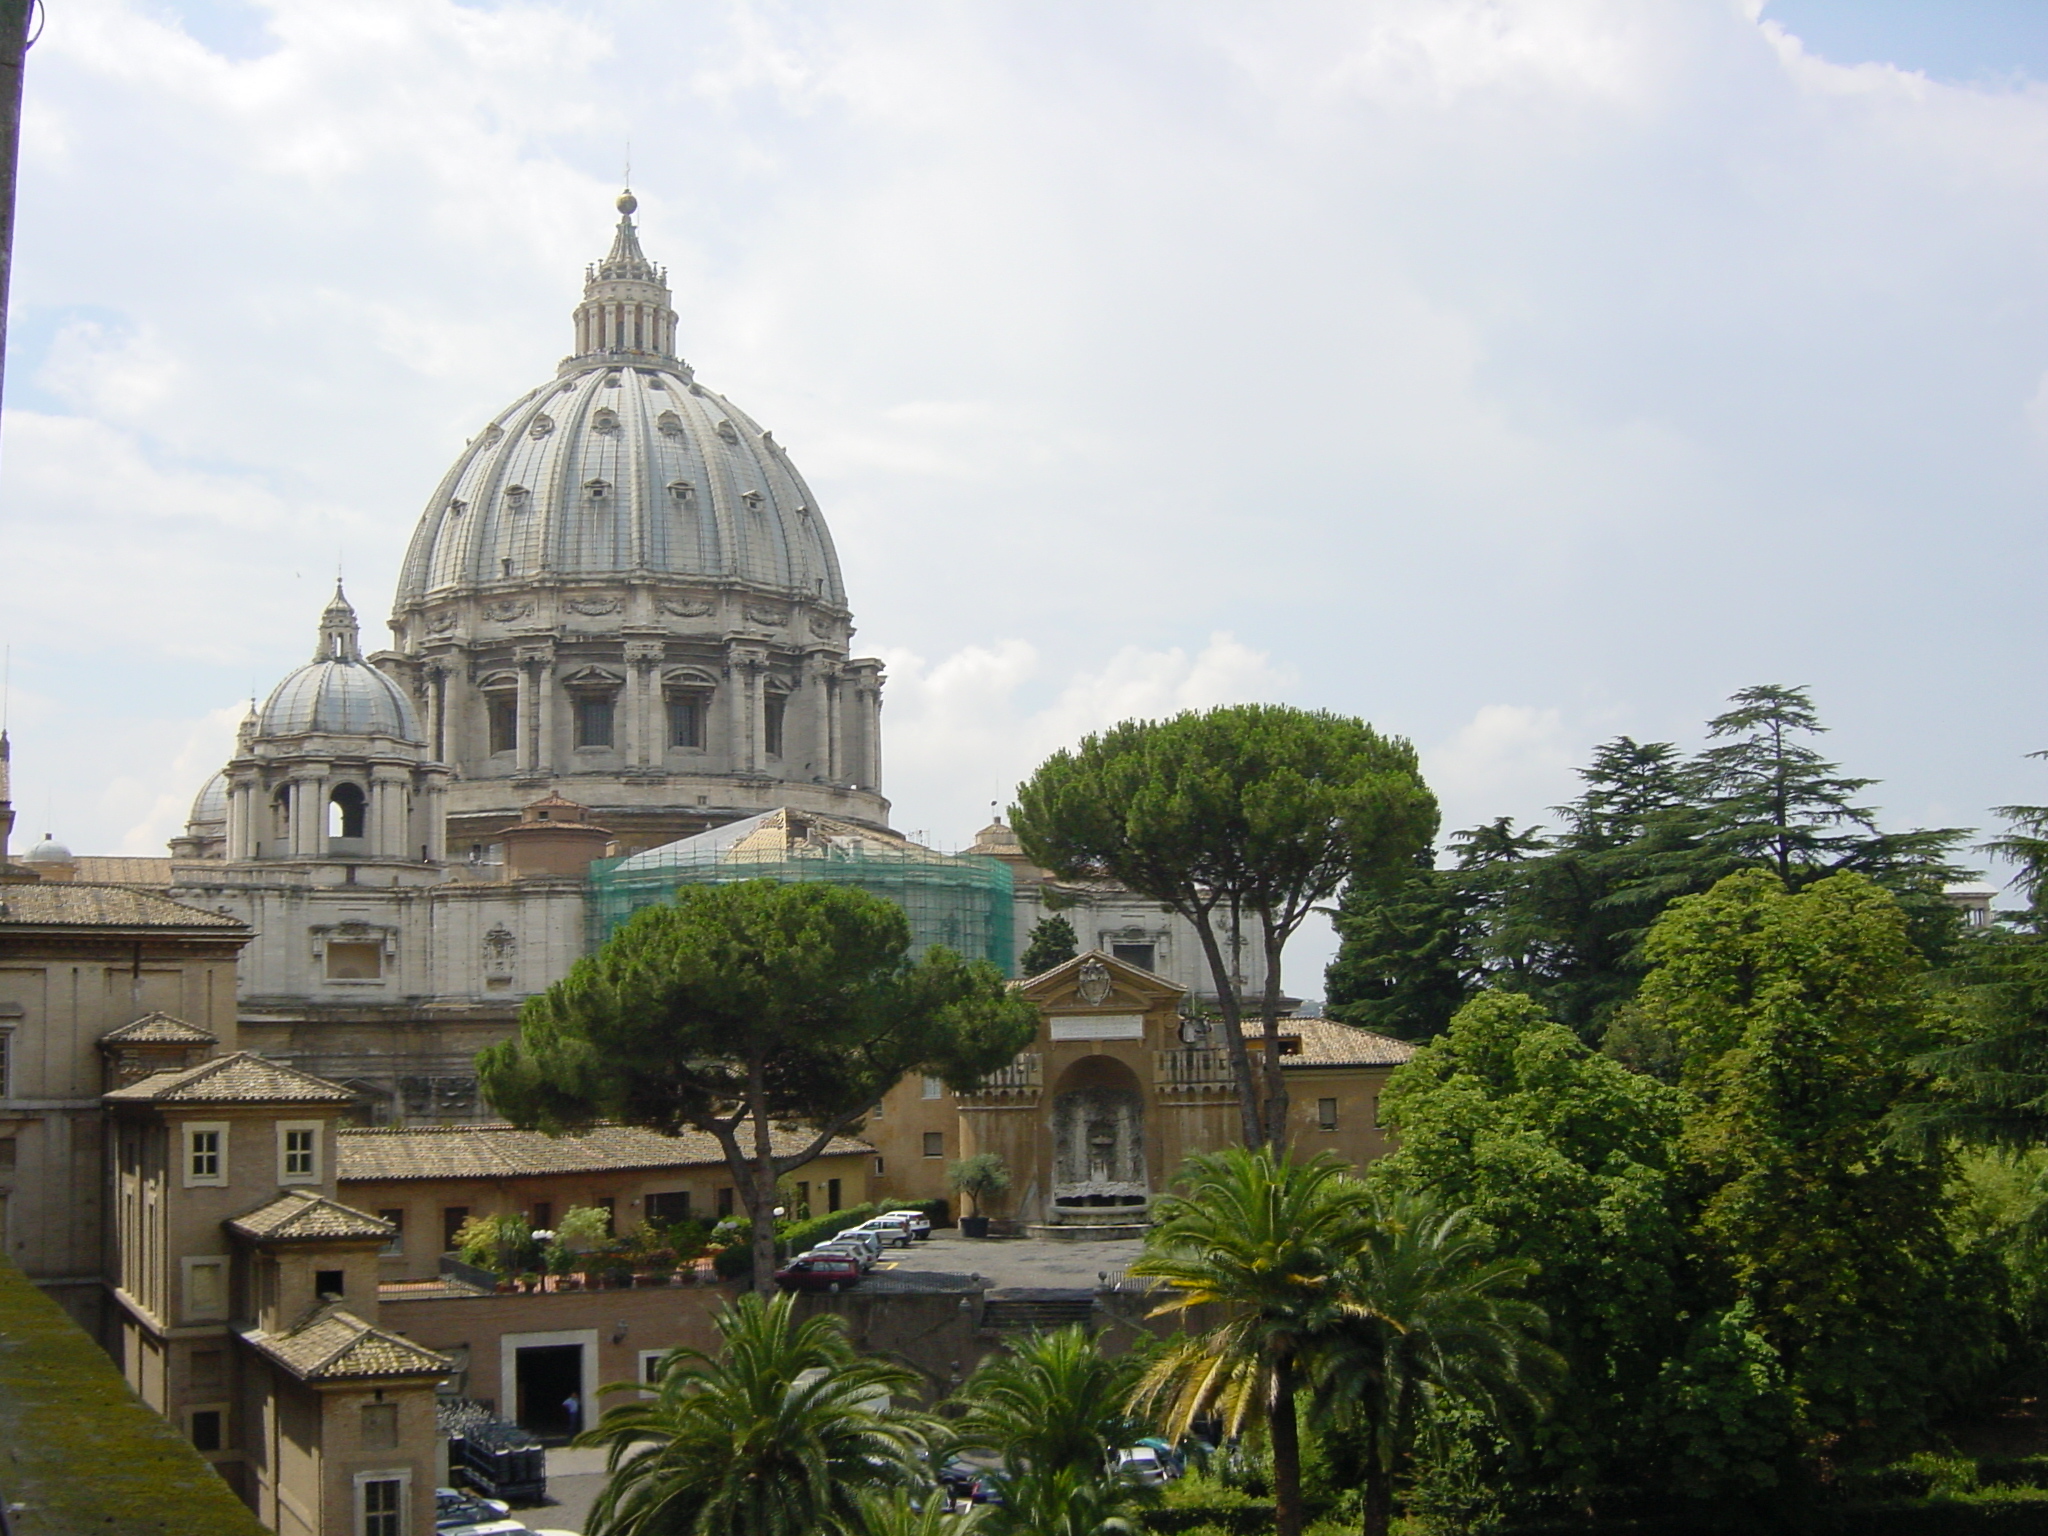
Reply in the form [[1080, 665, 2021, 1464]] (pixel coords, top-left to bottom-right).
[[572, 189, 679, 364]]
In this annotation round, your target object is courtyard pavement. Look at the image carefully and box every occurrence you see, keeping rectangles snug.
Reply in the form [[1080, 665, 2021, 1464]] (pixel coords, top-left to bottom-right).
[[877, 1230, 1144, 1292]]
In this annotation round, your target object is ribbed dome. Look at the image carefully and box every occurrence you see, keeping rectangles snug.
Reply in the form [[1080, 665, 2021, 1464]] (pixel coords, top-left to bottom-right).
[[257, 583, 423, 742], [188, 771, 228, 828], [395, 364, 845, 605]]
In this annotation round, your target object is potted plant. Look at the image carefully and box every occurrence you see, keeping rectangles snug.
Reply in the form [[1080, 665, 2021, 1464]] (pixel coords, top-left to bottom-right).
[[948, 1153, 1010, 1238], [453, 1211, 534, 1284]]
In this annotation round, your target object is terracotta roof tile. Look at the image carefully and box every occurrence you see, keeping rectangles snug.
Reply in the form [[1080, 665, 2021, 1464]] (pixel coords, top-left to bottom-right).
[[229, 1191, 395, 1243], [73, 856, 175, 886], [243, 1308, 449, 1382], [103, 1051, 358, 1105], [1273, 1019, 1416, 1069], [0, 883, 245, 930], [99, 1012, 217, 1046], [338, 1121, 872, 1183]]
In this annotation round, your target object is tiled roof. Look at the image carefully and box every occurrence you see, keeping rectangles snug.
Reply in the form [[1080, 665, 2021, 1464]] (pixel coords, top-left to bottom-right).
[[0, 883, 245, 930], [338, 1121, 873, 1183], [243, 1308, 450, 1382], [229, 1191, 395, 1243], [103, 1051, 358, 1105], [1273, 1019, 1416, 1069], [99, 1012, 217, 1046], [74, 857, 175, 886]]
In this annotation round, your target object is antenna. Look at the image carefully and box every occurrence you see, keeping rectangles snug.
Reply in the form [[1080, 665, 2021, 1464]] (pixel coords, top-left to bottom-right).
[[2, 643, 9, 730], [624, 141, 631, 187]]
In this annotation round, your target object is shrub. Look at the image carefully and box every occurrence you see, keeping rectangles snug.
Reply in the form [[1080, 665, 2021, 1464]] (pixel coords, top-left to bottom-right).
[[779, 1203, 879, 1258]]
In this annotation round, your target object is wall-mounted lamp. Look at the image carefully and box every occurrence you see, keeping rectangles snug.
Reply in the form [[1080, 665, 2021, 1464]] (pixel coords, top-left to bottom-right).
[[613, 1320, 629, 1344]]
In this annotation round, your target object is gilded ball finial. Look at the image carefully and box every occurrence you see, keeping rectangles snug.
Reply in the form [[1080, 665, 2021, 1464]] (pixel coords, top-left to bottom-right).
[[616, 189, 638, 216]]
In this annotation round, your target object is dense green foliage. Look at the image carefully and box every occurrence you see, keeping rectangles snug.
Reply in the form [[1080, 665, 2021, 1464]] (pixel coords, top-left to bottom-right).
[[1016, 703, 1437, 1144], [948, 1152, 1012, 1217], [1328, 686, 1972, 1044], [479, 879, 1035, 1289], [581, 1292, 936, 1536], [1021, 913, 1080, 976], [1131, 1148, 1552, 1536]]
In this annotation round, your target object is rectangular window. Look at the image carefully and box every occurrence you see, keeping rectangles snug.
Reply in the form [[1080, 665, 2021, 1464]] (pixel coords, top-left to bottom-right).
[[921, 1076, 943, 1100], [184, 1123, 228, 1188], [377, 1209, 404, 1257], [278, 1122, 320, 1183], [575, 695, 615, 748], [488, 695, 518, 755], [326, 941, 383, 980], [922, 1132, 944, 1158], [1317, 1097, 1339, 1132], [827, 1178, 841, 1213], [315, 1269, 344, 1300], [645, 1190, 691, 1224], [1111, 942, 1156, 972], [0, 1136, 15, 1171], [667, 696, 705, 749], [189, 1407, 224, 1453], [357, 1474, 406, 1536], [795, 1181, 810, 1218], [530, 1201, 552, 1234], [641, 1349, 670, 1388], [360, 1402, 398, 1451], [182, 1257, 228, 1322], [596, 1195, 616, 1236], [875, 1155, 886, 1176], [763, 692, 787, 757], [0, 1029, 11, 1097], [442, 1206, 470, 1252], [716, 1187, 734, 1218]]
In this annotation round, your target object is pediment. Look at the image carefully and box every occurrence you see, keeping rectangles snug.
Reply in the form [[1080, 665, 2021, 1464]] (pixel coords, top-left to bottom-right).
[[1020, 949, 1185, 1012]]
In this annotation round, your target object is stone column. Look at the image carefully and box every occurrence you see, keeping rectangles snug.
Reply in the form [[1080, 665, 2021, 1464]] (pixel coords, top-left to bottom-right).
[[516, 643, 554, 775], [807, 656, 833, 778], [369, 769, 406, 859], [290, 771, 326, 857], [625, 642, 664, 768], [514, 662, 535, 773], [826, 668, 842, 781], [225, 775, 254, 860], [420, 770, 449, 862]]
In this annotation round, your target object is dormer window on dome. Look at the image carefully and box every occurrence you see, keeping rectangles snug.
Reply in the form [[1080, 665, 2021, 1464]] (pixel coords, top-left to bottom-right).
[[585, 479, 611, 500], [528, 414, 554, 439], [657, 410, 684, 437], [716, 420, 739, 444], [666, 479, 694, 502], [592, 407, 620, 434]]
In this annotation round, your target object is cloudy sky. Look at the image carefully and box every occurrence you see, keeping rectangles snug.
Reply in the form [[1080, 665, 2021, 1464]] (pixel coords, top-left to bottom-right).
[[5, 0, 2048, 996]]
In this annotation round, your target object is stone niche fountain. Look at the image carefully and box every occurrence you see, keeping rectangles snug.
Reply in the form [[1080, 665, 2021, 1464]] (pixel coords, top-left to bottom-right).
[[1032, 1057, 1152, 1240]]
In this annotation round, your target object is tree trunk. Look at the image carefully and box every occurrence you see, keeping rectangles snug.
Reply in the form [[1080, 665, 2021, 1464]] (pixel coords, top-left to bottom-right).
[[1270, 1359, 1303, 1536], [1189, 902, 1265, 1147], [747, 1053, 780, 1297], [1257, 918, 1290, 1147], [1362, 1466, 1393, 1536]]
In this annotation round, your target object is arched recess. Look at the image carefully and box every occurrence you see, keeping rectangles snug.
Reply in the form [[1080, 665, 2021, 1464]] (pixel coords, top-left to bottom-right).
[[1048, 1054, 1146, 1208], [328, 782, 367, 841]]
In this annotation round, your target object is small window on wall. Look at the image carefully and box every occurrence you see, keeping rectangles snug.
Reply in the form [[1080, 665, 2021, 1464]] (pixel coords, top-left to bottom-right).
[[921, 1076, 944, 1100], [0, 1135, 15, 1171], [189, 1407, 224, 1453], [716, 1188, 734, 1218], [1111, 942, 1156, 972], [0, 1030, 12, 1098], [316, 1269, 345, 1300], [278, 1122, 321, 1183], [1317, 1098, 1339, 1132], [763, 692, 787, 758], [357, 1473, 407, 1536], [875, 1155, 886, 1175], [488, 695, 518, 755], [377, 1209, 405, 1257], [327, 941, 383, 980], [184, 1123, 227, 1188], [575, 695, 615, 748], [645, 1190, 691, 1224], [667, 696, 705, 749], [827, 1178, 842, 1213], [530, 1201, 552, 1234], [596, 1196, 616, 1236], [922, 1132, 944, 1158], [442, 1206, 470, 1252]]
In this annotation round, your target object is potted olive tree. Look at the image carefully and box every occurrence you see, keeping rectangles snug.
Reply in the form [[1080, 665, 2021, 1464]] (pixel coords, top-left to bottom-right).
[[948, 1153, 1011, 1238]]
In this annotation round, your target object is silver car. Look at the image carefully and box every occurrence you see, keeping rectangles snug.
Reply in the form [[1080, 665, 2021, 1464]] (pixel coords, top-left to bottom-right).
[[808, 1239, 877, 1271]]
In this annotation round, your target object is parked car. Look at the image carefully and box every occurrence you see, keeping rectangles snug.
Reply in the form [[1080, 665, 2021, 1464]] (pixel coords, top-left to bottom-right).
[[774, 1252, 863, 1292], [850, 1215, 916, 1248], [829, 1228, 884, 1262], [808, 1239, 877, 1271], [1114, 1447, 1170, 1486], [884, 1209, 934, 1240], [441, 1523, 536, 1536], [939, 1460, 1006, 1505], [437, 1488, 511, 1531]]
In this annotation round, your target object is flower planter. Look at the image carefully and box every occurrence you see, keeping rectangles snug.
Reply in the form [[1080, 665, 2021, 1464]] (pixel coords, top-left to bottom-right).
[[960, 1215, 991, 1239]]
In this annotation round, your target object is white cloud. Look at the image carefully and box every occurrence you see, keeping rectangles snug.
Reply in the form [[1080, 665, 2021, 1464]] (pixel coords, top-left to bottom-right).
[[1423, 704, 1579, 837]]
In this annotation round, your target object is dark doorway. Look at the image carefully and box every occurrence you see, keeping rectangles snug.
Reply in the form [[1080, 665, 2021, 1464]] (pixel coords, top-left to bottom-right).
[[515, 1344, 584, 1442]]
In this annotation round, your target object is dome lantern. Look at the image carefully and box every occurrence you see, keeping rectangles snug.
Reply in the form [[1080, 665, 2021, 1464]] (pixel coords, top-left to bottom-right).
[[570, 188, 679, 365]]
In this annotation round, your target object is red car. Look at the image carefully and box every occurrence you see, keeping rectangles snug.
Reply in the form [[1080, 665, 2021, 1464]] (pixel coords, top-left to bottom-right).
[[774, 1253, 862, 1292]]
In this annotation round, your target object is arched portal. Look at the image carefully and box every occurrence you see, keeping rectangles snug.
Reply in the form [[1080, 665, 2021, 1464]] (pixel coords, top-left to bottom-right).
[[1048, 1054, 1147, 1209], [327, 782, 367, 842]]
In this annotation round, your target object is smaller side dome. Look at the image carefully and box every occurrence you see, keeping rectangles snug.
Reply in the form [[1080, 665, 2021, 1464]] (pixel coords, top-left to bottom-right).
[[256, 584, 423, 742], [23, 834, 72, 864], [188, 771, 228, 829]]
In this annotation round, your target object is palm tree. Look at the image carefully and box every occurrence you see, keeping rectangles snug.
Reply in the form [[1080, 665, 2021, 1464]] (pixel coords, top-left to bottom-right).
[[986, 1464, 1145, 1536], [1128, 1147, 1372, 1536], [1310, 1190, 1560, 1536], [580, 1291, 938, 1536], [858, 1489, 990, 1536], [952, 1324, 1147, 1479]]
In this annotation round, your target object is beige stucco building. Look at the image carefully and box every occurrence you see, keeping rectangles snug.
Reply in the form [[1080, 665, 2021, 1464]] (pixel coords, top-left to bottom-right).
[[866, 951, 1413, 1228]]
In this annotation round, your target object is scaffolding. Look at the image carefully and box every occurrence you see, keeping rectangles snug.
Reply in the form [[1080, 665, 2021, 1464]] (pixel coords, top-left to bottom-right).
[[585, 808, 1016, 972]]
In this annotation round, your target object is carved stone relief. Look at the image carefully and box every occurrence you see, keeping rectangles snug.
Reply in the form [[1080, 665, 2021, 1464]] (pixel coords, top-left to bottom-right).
[[743, 603, 789, 628], [483, 600, 534, 623], [660, 597, 714, 618], [1076, 956, 1113, 1005], [564, 596, 621, 616]]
